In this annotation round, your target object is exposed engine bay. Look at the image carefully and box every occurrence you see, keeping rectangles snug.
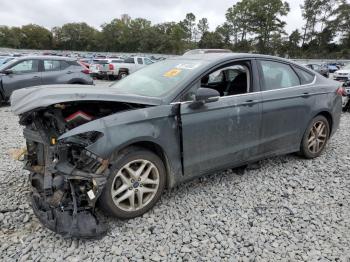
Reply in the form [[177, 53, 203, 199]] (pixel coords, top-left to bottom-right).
[[20, 101, 145, 238]]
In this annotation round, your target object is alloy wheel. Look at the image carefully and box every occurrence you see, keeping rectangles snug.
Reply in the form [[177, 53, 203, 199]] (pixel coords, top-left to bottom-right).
[[307, 120, 328, 154], [111, 159, 160, 212]]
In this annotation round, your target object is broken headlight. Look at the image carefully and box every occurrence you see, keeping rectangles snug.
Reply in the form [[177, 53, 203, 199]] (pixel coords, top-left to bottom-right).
[[62, 131, 104, 147]]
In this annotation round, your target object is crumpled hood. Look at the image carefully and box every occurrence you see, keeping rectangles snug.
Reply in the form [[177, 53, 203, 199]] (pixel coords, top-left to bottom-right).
[[10, 84, 162, 115]]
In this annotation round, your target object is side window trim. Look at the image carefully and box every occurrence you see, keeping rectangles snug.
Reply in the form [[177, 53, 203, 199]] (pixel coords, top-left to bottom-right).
[[174, 58, 255, 102], [291, 64, 316, 86], [9, 59, 40, 74]]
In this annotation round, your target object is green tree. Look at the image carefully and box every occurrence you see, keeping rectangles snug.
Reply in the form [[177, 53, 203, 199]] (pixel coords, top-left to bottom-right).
[[20, 24, 53, 49], [0, 26, 21, 48], [197, 18, 209, 36], [287, 29, 302, 58], [198, 31, 224, 49], [215, 23, 233, 47], [182, 13, 196, 42], [53, 22, 100, 51], [249, 0, 290, 54], [226, 0, 252, 44]]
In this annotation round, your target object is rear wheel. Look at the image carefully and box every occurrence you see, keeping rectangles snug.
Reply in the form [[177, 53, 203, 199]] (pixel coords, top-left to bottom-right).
[[99, 148, 166, 219], [299, 115, 330, 159], [118, 72, 128, 79]]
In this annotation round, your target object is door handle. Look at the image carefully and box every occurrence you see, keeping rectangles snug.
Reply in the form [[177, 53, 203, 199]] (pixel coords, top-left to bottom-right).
[[242, 99, 257, 106], [301, 92, 310, 98], [32, 76, 40, 79], [66, 71, 73, 74]]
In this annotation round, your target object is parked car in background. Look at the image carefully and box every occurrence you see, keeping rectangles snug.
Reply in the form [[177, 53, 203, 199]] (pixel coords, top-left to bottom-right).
[[324, 63, 339, 73], [0, 56, 93, 103], [109, 56, 154, 79], [183, 49, 232, 55], [333, 63, 350, 82], [89, 58, 124, 79], [305, 64, 329, 78], [342, 80, 350, 111], [11, 53, 342, 238], [0, 56, 15, 66]]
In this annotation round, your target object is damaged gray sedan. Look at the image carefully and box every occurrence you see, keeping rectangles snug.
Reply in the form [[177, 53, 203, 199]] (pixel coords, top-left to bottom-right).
[[11, 53, 343, 238]]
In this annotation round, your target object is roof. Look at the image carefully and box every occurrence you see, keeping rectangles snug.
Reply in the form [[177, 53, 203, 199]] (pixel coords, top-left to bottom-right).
[[11, 55, 77, 61], [170, 52, 292, 63]]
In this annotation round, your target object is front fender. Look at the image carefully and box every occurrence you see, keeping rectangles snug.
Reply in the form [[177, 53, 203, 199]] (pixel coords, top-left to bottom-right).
[[59, 104, 182, 177]]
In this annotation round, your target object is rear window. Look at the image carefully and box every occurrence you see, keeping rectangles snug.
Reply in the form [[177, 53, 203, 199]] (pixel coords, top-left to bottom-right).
[[259, 60, 300, 90], [43, 60, 61, 71], [124, 57, 135, 64], [293, 66, 315, 84], [93, 60, 108, 64], [61, 61, 70, 70]]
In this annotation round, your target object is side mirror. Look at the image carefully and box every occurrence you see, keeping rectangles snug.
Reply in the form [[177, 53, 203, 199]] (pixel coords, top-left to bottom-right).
[[3, 69, 13, 75], [190, 88, 220, 109]]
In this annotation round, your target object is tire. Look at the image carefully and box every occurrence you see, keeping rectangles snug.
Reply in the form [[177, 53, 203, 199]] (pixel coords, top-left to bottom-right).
[[118, 72, 128, 80], [99, 147, 166, 219], [299, 115, 330, 159], [0, 91, 6, 106]]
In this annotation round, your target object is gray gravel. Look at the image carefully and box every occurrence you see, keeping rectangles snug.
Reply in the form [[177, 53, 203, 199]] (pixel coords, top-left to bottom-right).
[[0, 105, 350, 261]]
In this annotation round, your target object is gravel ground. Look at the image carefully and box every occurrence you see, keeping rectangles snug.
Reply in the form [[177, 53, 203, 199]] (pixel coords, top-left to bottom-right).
[[0, 105, 349, 262]]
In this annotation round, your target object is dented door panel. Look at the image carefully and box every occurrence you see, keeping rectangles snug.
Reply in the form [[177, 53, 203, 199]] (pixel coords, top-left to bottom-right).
[[181, 92, 262, 178]]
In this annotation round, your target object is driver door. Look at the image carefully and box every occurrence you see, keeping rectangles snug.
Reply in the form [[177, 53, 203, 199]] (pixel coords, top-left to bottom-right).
[[2, 59, 41, 98], [180, 60, 262, 178]]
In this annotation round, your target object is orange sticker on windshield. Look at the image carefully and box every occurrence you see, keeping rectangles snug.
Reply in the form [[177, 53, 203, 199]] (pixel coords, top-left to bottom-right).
[[163, 69, 181, 77]]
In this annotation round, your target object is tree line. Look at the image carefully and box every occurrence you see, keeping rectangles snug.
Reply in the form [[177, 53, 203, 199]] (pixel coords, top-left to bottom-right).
[[0, 0, 349, 58]]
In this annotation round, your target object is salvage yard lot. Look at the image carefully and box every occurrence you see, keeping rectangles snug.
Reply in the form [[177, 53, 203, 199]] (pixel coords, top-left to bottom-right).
[[0, 104, 349, 261]]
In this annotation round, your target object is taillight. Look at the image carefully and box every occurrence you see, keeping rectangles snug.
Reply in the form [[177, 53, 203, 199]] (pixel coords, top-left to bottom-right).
[[336, 86, 346, 96], [81, 69, 90, 74], [109, 64, 114, 70]]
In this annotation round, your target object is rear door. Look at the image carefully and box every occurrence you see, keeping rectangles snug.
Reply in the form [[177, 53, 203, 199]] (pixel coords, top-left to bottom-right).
[[1, 59, 41, 98], [257, 59, 316, 155], [41, 59, 64, 85], [180, 60, 263, 177]]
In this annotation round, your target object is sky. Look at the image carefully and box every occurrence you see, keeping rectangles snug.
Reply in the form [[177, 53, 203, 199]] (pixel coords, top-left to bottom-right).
[[0, 0, 304, 34]]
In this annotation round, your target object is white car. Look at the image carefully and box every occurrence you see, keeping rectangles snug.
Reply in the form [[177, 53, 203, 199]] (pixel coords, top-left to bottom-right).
[[110, 56, 154, 79], [90, 58, 124, 79], [333, 63, 350, 82]]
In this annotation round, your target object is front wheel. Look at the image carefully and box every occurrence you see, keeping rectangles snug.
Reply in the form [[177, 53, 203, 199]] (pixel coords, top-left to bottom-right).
[[99, 148, 166, 219], [299, 115, 330, 159]]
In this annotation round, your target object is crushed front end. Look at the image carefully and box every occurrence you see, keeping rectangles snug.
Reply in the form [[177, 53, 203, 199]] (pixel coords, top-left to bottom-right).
[[18, 101, 137, 238]]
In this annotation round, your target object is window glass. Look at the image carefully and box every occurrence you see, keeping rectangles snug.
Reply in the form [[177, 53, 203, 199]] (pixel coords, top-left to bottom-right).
[[60, 61, 70, 70], [44, 60, 61, 71], [111, 59, 208, 97], [145, 58, 153, 65], [312, 64, 320, 71], [10, 60, 39, 74], [201, 63, 250, 97], [293, 66, 315, 84], [137, 58, 143, 64], [260, 61, 300, 90], [208, 70, 224, 83], [124, 57, 135, 64]]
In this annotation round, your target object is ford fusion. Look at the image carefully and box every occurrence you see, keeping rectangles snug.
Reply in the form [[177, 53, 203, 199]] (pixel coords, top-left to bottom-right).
[[11, 53, 343, 238]]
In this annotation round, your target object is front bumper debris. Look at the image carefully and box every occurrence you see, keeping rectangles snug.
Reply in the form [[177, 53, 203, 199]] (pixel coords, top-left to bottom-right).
[[31, 179, 107, 239], [23, 125, 110, 238]]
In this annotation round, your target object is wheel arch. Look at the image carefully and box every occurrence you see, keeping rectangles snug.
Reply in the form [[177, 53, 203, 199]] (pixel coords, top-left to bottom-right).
[[113, 141, 173, 188], [314, 110, 333, 135]]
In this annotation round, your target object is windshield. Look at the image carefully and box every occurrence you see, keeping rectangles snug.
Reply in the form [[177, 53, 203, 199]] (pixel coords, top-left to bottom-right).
[[0, 58, 16, 71], [111, 59, 208, 97]]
